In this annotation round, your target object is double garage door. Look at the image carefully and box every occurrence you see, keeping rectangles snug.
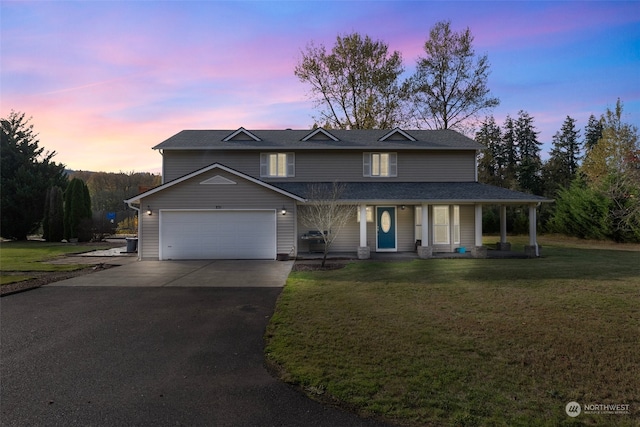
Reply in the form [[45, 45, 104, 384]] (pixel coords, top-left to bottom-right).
[[160, 210, 276, 260]]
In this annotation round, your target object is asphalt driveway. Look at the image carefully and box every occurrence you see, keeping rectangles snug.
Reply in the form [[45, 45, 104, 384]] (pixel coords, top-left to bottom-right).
[[1, 262, 389, 427]]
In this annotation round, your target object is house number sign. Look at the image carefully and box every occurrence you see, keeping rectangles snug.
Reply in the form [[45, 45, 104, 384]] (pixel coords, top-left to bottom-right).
[[381, 211, 391, 233]]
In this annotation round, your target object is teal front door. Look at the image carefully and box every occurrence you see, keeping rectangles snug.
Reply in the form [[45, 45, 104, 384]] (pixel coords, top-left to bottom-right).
[[376, 207, 396, 251]]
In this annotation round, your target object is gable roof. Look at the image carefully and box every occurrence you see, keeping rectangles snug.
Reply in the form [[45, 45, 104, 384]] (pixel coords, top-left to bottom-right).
[[222, 127, 261, 142], [124, 163, 306, 204], [378, 128, 416, 142], [301, 127, 339, 142], [153, 128, 482, 151]]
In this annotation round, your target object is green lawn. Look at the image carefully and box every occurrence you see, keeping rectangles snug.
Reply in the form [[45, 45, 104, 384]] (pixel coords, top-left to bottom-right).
[[266, 236, 640, 426], [0, 241, 111, 285]]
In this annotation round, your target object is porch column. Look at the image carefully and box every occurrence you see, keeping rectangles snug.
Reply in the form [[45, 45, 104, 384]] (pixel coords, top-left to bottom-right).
[[525, 203, 540, 257], [472, 204, 487, 258], [497, 205, 511, 251], [358, 204, 370, 259], [418, 203, 432, 259]]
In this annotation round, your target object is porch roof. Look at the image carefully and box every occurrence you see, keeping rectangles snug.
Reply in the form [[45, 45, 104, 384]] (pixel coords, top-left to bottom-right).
[[273, 182, 552, 204]]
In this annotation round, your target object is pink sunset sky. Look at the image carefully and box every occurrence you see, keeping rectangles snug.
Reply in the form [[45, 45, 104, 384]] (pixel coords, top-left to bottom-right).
[[2, 1, 639, 173]]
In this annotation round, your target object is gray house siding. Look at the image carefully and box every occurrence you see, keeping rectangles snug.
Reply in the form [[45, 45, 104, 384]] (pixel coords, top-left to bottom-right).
[[162, 150, 477, 183], [162, 151, 259, 182], [460, 205, 476, 250], [139, 169, 296, 260], [397, 207, 416, 251]]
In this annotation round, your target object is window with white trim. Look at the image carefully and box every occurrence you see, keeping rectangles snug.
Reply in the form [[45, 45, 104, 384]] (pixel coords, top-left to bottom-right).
[[432, 205, 460, 245], [453, 205, 460, 245], [433, 206, 450, 245], [363, 152, 397, 177], [357, 206, 374, 223], [260, 153, 294, 177], [415, 206, 422, 240]]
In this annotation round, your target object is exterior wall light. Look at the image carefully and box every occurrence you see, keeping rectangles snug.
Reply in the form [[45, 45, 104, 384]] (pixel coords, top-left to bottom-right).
[[281, 206, 287, 215], [146, 206, 152, 216]]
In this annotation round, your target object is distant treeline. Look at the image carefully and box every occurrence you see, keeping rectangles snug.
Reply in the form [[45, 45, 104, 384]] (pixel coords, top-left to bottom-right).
[[67, 170, 161, 214]]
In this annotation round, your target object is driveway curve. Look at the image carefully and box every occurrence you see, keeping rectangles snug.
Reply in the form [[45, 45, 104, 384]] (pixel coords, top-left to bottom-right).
[[1, 262, 390, 426]]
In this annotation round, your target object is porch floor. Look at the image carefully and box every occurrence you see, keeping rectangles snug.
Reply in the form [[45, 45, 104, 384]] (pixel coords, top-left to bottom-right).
[[294, 248, 531, 261]]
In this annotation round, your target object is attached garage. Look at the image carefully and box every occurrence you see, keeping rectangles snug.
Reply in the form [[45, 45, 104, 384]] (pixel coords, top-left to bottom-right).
[[160, 210, 276, 260], [125, 164, 304, 260]]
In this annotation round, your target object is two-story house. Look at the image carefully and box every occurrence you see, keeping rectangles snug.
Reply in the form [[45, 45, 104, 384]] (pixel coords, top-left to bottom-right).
[[125, 127, 549, 260]]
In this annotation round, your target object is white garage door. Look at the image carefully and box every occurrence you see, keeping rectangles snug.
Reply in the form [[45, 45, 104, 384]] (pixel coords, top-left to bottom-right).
[[160, 210, 276, 260]]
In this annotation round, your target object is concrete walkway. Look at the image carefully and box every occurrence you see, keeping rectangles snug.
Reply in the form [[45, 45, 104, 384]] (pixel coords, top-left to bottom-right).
[[49, 259, 294, 288]]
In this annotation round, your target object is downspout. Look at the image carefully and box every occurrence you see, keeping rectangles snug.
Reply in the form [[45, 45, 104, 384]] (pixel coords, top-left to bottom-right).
[[475, 150, 479, 182], [535, 202, 541, 257], [126, 201, 141, 260]]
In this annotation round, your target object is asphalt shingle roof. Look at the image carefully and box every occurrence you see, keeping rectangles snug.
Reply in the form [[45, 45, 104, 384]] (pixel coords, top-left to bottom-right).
[[153, 129, 482, 151], [273, 182, 550, 203]]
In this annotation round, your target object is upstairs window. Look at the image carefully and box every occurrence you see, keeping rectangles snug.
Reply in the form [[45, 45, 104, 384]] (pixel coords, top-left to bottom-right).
[[260, 153, 294, 177], [363, 152, 397, 177]]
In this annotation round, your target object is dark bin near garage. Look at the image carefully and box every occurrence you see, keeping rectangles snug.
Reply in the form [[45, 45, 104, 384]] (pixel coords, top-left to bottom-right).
[[125, 237, 138, 253]]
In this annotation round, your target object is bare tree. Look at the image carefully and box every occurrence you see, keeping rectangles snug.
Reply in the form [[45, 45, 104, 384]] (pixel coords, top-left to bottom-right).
[[298, 182, 357, 267], [404, 21, 499, 132], [295, 33, 406, 129]]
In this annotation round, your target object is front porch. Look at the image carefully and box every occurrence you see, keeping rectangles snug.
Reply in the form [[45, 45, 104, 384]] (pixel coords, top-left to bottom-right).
[[294, 245, 534, 261], [286, 182, 551, 260], [351, 203, 543, 259]]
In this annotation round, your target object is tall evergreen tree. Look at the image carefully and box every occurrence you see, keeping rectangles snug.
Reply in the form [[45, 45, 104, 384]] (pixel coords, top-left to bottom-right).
[[584, 114, 604, 153], [500, 115, 519, 190], [543, 116, 582, 196], [43, 186, 65, 242], [43, 187, 52, 241], [476, 116, 503, 186], [1, 111, 67, 240], [515, 110, 543, 195], [64, 178, 92, 241]]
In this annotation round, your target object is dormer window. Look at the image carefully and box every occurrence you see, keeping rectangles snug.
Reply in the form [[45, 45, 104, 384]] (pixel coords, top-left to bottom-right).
[[363, 152, 397, 177], [260, 153, 295, 177]]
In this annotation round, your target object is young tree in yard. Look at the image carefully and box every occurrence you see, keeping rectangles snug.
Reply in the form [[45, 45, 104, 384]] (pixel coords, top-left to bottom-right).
[[543, 116, 582, 196], [298, 182, 357, 268], [1, 110, 67, 240], [43, 186, 65, 242], [64, 178, 93, 241], [404, 21, 499, 132], [295, 33, 406, 129]]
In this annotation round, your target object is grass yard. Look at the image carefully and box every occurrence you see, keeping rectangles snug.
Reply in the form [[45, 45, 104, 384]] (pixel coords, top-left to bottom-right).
[[266, 236, 640, 426], [0, 241, 112, 285]]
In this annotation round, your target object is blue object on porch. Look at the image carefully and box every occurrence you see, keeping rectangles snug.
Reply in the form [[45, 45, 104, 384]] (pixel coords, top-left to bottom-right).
[[456, 247, 466, 254]]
